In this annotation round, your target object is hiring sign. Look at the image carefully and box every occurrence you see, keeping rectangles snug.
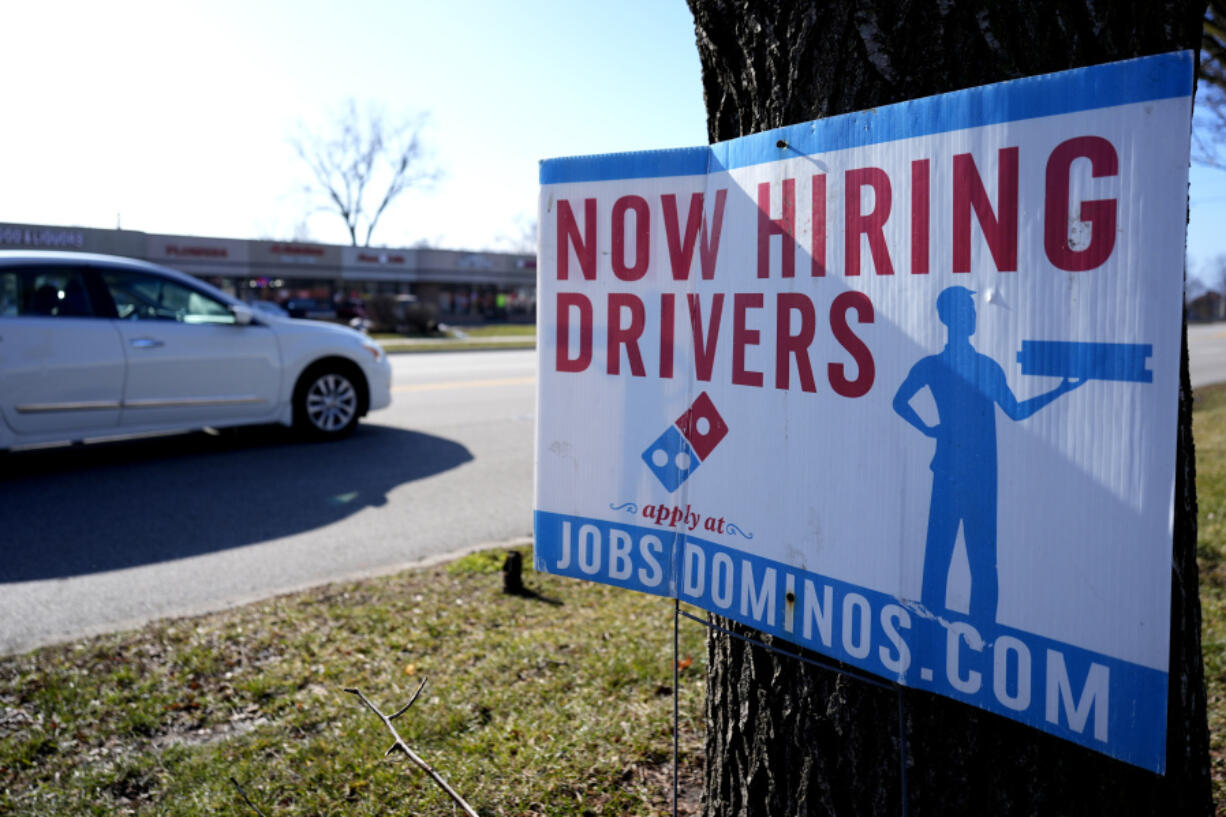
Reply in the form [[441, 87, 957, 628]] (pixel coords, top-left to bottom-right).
[[534, 52, 1193, 772]]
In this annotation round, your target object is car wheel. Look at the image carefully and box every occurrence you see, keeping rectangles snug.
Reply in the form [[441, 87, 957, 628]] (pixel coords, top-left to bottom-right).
[[295, 367, 361, 439]]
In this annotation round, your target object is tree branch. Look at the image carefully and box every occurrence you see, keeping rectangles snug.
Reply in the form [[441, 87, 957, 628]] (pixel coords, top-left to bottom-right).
[[344, 682, 481, 817], [291, 100, 435, 246], [230, 776, 270, 817]]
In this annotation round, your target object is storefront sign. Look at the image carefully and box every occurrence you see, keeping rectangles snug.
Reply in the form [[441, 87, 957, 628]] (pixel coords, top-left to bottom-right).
[[0, 224, 84, 249]]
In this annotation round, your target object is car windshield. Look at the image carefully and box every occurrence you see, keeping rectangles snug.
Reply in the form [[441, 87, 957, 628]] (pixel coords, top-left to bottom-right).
[[103, 270, 236, 324]]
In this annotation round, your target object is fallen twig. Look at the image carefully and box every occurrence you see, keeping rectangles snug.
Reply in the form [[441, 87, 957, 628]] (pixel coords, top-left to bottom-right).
[[344, 680, 481, 817], [230, 776, 269, 817]]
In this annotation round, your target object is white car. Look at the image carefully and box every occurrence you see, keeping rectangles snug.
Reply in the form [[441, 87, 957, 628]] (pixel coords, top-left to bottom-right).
[[0, 251, 392, 450]]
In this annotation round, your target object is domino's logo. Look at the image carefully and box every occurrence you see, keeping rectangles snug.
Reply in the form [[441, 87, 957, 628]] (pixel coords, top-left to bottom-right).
[[641, 392, 729, 492]]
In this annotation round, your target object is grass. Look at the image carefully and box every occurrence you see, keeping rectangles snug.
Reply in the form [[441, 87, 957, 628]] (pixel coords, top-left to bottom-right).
[[370, 325, 536, 353], [1196, 383, 1226, 807], [370, 324, 537, 342], [3, 386, 1226, 814], [0, 548, 704, 816], [456, 325, 537, 338], [382, 339, 535, 354]]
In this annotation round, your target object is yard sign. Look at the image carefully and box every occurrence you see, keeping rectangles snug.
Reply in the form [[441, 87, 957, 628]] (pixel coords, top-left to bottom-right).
[[534, 52, 1193, 773]]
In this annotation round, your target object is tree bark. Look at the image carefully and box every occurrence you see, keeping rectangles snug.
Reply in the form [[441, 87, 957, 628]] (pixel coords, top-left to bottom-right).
[[687, 2, 1213, 814]]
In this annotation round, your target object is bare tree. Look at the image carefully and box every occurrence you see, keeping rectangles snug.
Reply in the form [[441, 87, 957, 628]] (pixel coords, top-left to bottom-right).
[[1209, 253, 1226, 295], [292, 99, 438, 247], [1187, 276, 1209, 303], [496, 214, 538, 254], [1196, 1, 1226, 165]]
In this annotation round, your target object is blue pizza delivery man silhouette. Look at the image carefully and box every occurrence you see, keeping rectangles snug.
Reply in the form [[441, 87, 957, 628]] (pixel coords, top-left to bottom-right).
[[892, 286, 1083, 625]]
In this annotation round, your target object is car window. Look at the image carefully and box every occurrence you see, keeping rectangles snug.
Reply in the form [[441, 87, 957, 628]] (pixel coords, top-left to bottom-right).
[[101, 270, 236, 324], [0, 272, 14, 317], [0, 267, 97, 318]]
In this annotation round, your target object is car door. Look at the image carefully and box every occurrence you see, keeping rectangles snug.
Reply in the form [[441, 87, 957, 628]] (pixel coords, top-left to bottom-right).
[[0, 264, 125, 438], [98, 268, 282, 429]]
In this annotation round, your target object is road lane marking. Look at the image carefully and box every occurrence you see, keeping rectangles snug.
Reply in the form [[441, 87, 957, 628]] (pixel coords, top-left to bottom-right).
[[393, 376, 536, 393]]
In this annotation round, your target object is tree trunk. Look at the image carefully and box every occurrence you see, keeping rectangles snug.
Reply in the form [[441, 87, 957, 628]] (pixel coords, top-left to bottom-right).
[[687, 2, 1213, 814]]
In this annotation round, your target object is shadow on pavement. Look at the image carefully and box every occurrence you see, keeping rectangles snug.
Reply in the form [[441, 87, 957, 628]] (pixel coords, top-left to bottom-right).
[[0, 423, 472, 582]]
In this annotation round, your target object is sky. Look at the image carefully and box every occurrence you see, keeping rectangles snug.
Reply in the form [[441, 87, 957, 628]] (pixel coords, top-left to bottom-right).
[[0, 1, 708, 251], [2, 1, 1225, 283]]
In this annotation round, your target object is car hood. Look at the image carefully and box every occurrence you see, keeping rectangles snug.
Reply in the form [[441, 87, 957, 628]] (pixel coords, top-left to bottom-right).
[[267, 317, 375, 345]]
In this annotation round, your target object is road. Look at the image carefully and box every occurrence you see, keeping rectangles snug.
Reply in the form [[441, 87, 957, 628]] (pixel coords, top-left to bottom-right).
[[0, 350, 536, 655], [1189, 322, 1226, 389], [4, 326, 1226, 656]]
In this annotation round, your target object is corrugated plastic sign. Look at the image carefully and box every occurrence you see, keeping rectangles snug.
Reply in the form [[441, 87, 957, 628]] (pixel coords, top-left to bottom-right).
[[534, 52, 1193, 772]]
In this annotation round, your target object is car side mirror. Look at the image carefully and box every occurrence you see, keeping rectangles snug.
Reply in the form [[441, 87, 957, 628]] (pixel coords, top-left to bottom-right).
[[229, 304, 254, 325]]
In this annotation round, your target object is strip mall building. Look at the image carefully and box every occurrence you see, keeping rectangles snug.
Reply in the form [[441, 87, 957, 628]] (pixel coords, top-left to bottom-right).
[[0, 222, 537, 322]]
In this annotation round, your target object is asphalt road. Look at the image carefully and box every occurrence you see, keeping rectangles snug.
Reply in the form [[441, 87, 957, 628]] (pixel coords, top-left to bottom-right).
[[0, 349, 536, 655], [1189, 321, 1226, 389], [4, 327, 1226, 656]]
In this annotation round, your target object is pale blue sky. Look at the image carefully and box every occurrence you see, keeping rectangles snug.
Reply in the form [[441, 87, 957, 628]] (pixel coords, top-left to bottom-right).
[[0, 1, 707, 250], [1, 1, 1222, 282]]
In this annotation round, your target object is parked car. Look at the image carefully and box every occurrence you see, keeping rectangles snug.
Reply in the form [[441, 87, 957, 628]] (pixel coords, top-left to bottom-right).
[[285, 298, 337, 320], [245, 299, 289, 318], [365, 293, 439, 334], [335, 298, 367, 323], [0, 251, 392, 450]]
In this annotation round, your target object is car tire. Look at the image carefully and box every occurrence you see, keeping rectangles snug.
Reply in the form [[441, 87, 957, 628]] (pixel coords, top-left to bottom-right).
[[294, 364, 363, 439]]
